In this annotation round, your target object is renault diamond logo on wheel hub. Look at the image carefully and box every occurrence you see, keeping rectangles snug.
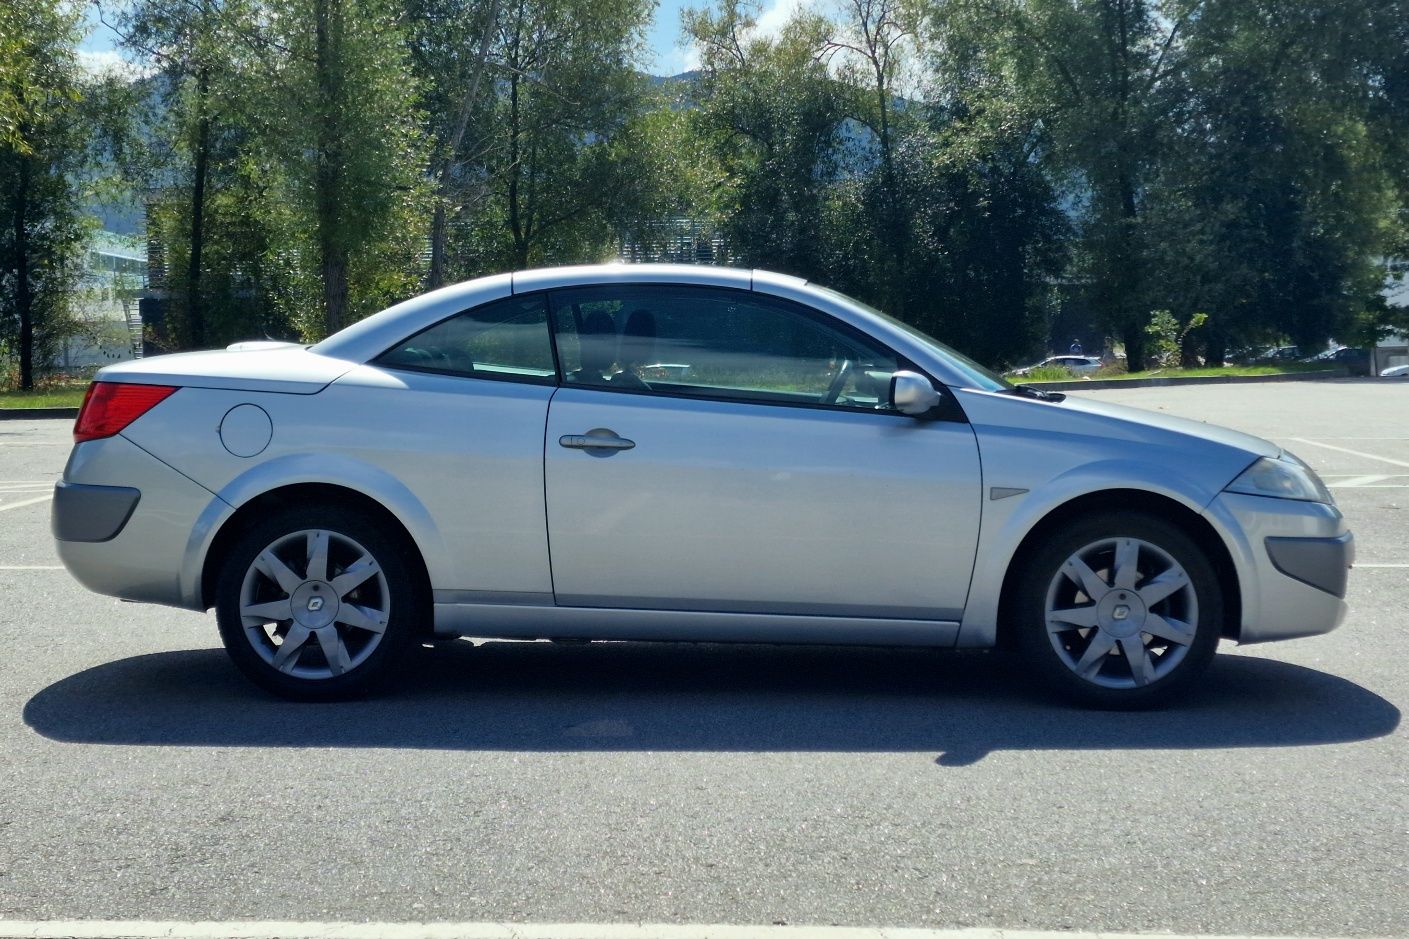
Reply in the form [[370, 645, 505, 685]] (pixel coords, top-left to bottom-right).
[[307, 597, 325, 612]]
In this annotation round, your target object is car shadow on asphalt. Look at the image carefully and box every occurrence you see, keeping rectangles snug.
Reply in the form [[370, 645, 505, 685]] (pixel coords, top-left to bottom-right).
[[23, 641, 1400, 766]]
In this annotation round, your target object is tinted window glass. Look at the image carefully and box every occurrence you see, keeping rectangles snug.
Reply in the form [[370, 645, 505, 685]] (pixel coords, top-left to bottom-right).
[[809, 284, 1011, 392], [377, 295, 554, 382], [550, 286, 900, 410]]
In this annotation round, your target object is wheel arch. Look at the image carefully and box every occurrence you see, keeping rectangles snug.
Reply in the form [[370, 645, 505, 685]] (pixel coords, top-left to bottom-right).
[[199, 483, 433, 624], [994, 488, 1242, 647]]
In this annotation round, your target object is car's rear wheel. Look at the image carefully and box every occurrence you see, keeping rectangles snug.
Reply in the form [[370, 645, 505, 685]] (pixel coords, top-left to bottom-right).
[[1012, 512, 1222, 709], [215, 505, 424, 700]]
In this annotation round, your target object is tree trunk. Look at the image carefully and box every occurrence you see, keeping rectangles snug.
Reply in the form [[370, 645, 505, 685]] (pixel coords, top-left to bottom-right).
[[1205, 330, 1227, 367], [1123, 328, 1145, 373], [314, 0, 348, 335], [1115, 170, 1144, 371], [506, 71, 528, 268], [426, 0, 501, 289], [14, 151, 34, 390], [322, 250, 348, 335], [874, 60, 905, 316], [185, 67, 211, 348], [428, 200, 448, 288]]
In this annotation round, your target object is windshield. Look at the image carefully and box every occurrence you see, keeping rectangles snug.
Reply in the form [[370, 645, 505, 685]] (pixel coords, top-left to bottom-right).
[[811, 286, 1014, 393]]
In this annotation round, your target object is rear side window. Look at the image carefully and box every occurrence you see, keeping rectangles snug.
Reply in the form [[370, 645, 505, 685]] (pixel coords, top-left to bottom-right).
[[376, 295, 555, 383]]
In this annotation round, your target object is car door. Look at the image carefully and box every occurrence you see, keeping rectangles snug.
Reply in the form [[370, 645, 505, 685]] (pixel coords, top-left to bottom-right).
[[542, 284, 983, 623]]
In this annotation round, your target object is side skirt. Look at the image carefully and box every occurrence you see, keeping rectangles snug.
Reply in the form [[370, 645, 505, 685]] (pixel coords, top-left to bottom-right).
[[432, 603, 962, 648]]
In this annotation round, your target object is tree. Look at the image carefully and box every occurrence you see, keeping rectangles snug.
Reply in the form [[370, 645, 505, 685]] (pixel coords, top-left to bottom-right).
[[0, 0, 88, 389], [1143, 0, 1408, 358], [683, 0, 845, 279], [115, 0, 250, 348], [406, 0, 503, 288], [253, 0, 430, 337], [447, 0, 651, 272], [917, 0, 1197, 369], [827, 0, 912, 312]]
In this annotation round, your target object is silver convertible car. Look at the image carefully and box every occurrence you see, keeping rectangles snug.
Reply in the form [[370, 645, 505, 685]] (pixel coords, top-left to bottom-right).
[[53, 265, 1353, 707]]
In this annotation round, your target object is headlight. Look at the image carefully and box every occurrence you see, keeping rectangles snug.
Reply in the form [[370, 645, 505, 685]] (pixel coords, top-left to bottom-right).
[[1225, 453, 1334, 504]]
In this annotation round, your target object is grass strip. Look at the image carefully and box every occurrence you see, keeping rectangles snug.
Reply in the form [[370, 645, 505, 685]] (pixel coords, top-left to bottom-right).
[[0, 388, 88, 408]]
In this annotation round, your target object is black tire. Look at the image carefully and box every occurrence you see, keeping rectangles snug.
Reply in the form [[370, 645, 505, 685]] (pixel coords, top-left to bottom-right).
[[215, 504, 427, 701], [1011, 512, 1223, 709]]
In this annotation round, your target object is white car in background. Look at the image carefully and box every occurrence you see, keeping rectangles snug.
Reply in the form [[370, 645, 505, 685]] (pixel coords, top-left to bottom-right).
[[1380, 364, 1409, 378], [52, 265, 1352, 708], [1011, 355, 1104, 377]]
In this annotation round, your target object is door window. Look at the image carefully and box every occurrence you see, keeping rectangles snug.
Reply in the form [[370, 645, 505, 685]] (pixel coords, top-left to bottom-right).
[[549, 286, 901, 410], [377, 294, 555, 383]]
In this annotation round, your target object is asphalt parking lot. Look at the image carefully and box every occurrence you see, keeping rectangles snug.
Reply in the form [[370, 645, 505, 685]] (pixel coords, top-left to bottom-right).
[[0, 380, 1405, 936]]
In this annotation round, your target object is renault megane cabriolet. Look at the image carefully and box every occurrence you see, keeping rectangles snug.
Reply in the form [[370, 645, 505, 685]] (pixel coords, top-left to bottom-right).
[[53, 265, 1353, 707]]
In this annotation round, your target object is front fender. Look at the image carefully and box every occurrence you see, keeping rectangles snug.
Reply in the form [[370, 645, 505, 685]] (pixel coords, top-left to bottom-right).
[[179, 451, 448, 608]]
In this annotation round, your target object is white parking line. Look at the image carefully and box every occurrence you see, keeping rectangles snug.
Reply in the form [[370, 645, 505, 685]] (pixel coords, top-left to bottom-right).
[[0, 924, 1362, 939], [0, 494, 52, 512], [1290, 437, 1409, 469]]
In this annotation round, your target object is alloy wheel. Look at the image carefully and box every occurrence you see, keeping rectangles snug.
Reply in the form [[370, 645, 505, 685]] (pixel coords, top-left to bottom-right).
[[237, 528, 391, 681], [1043, 536, 1200, 689]]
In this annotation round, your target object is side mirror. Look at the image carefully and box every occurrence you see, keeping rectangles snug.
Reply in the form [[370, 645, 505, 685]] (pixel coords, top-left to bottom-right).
[[889, 370, 943, 416]]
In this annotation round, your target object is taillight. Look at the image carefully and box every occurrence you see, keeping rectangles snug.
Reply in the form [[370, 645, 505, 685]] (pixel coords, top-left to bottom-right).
[[73, 382, 179, 443]]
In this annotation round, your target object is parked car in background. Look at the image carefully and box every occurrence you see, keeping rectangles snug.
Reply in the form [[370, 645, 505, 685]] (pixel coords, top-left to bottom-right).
[[1381, 363, 1409, 378], [1010, 355, 1103, 377], [52, 265, 1352, 709], [1247, 345, 1305, 364], [1307, 346, 1371, 376]]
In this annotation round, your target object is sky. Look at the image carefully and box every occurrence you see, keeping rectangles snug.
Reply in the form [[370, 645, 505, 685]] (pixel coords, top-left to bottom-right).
[[78, 0, 819, 78]]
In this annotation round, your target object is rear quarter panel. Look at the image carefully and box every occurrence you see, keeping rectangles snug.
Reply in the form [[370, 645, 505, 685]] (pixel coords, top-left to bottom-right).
[[118, 369, 556, 601]]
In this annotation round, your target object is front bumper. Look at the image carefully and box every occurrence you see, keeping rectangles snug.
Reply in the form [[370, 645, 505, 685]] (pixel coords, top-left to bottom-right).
[[1205, 492, 1352, 644]]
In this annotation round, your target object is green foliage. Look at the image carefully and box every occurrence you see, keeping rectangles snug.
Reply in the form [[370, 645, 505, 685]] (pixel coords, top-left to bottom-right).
[[0, 0, 90, 389], [1143, 310, 1179, 368], [683, 0, 846, 279], [11, 0, 1409, 370], [910, 0, 1409, 367], [256, 0, 431, 336], [445, 0, 653, 274]]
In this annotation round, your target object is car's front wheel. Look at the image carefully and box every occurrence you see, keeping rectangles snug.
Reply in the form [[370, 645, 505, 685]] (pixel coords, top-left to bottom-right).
[[1012, 512, 1223, 708], [215, 505, 425, 700]]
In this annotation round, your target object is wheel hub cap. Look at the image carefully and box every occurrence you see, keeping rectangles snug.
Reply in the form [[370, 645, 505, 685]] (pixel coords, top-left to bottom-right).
[[1097, 590, 1147, 638], [291, 581, 339, 629]]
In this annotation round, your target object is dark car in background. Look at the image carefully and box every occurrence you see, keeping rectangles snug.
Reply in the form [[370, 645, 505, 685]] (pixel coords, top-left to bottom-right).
[[1308, 346, 1371, 376]]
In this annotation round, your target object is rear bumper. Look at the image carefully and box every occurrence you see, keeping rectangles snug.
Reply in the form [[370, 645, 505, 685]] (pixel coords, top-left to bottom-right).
[[54, 435, 221, 609], [1205, 492, 1351, 644]]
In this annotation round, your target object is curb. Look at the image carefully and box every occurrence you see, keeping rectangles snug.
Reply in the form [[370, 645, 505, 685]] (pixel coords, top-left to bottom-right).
[[0, 924, 1372, 939], [1025, 368, 1349, 392], [0, 407, 78, 421]]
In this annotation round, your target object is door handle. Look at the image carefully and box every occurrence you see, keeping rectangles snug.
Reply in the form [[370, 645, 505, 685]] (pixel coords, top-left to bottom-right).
[[559, 428, 636, 451]]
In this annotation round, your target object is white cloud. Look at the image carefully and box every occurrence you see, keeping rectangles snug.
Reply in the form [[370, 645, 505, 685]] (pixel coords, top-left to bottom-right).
[[754, 0, 821, 39], [76, 47, 151, 80], [664, 42, 703, 75]]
